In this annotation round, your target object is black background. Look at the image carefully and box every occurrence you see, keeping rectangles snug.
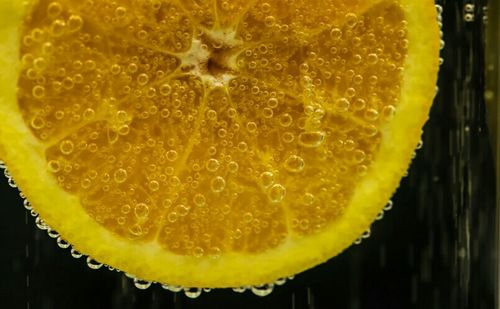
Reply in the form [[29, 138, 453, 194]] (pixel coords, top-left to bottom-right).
[[0, 0, 497, 308]]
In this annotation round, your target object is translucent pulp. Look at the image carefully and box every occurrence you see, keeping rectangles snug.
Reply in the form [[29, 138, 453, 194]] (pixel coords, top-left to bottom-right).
[[18, 0, 408, 257]]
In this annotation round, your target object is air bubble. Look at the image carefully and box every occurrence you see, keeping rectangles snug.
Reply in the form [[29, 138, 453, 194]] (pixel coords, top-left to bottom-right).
[[258, 44, 268, 54], [148, 180, 160, 191], [353, 98, 366, 111], [162, 284, 183, 292], [21, 53, 34, 66], [192, 246, 204, 258], [335, 98, 350, 112], [303, 193, 315, 205], [233, 287, 247, 293], [227, 108, 237, 118], [275, 278, 287, 285], [284, 155, 305, 173], [369, 75, 378, 85], [298, 131, 325, 148], [279, 113, 293, 127], [137, 73, 149, 86], [110, 64, 121, 75], [330, 28, 342, 40], [352, 149, 366, 163], [71, 249, 82, 259], [345, 13, 358, 28], [210, 246, 222, 259], [264, 15, 276, 27], [133, 279, 152, 290], [137, 30, 148, 40], [176, 204, 190, 216], [384, 200, 394, 211], [207, 146, 217, 156], [211, 176, 226, 193], [362, 229, 371, 239], [160, 83, 172, 96], [267, 98, 279, 108], [345, 88, 356, 98], [262, 107, 273, 118], [62, 77, 74, 89], [382, 105, 397, 119], [86, 257, 103, 270], [59, 140, 74, 155], [47, 160, 61, 173], [282, 132, 294, 143], [81, 178, 91, 189], [116, 110, 129, 122], [184, 288, 202, 299], [134, 203, 149, 219], [246, 122, 257, 133], [113, 168, 128, 183], [160, 109, 170, 118], [205, 158, 220, 172], [35, 217, 48, 230], [353, 75, 363, 85], [259, 171, 274, 188], [118, 125, 130, 136], [228, 161, 239, 173], [363, 124, 378, 137], [167, 212, 178, 222], [56, 237, 70, 249], [67, 15, 83, 32], [299, 63, 309, 73], [169, 176, 181, 187], [34, 57, 47, 70], [23, 199, 32, 210], [127, 63, 138, 73], [364, 109, 379, 121], [237, 142, 248, 152], [218, 128, 227, 138], [162, 199, 172, 208], [367, 53, 379, 65], [193, 194, 206, 207], [129, 224, 143, 236], [268, 184, 286, 203], [207, 109, 217, 120], [88, 170, 98, 180], [166, 150, 178, 162], [47, 2, 63, 18], [32, 85, 45, 99], [82, 109, 95, 121], [54, 110, 65, 120], [50, 19, 66, 37], [115, 6, 127, 18], [251, 284, 274, 297]]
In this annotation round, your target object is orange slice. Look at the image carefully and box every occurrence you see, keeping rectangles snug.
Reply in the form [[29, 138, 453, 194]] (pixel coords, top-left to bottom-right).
[[0, 0, 440, 288]]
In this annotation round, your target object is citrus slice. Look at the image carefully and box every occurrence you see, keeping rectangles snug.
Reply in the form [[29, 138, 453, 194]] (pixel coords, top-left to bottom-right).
[[0, 0, 440, 288]]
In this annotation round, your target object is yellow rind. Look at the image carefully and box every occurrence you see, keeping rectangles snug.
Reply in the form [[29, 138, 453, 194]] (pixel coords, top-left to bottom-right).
[[0, 0, 440, 288]]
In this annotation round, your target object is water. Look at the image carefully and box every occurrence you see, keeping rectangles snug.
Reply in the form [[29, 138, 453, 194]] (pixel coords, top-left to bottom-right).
[[0, 0, 498, 308]]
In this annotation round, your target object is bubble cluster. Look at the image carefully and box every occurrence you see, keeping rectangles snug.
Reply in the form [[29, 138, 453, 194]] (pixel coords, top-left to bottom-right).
[[18, 0, 408, 256]]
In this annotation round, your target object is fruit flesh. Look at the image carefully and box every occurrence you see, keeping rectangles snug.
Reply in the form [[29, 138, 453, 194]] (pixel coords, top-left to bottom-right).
[[0, 0, 441, 287], [18, 0, 408, 257]]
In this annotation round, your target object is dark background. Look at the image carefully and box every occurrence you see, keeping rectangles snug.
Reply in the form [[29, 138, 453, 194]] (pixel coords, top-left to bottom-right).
[[0, 0, 497, 308]]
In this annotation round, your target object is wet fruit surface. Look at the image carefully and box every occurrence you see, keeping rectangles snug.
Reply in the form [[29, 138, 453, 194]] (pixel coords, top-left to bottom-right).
[[18, 0, 408, 257]]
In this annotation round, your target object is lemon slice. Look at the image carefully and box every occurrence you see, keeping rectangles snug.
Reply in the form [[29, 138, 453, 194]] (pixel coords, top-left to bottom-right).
[[0, 0, 440, 288]]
